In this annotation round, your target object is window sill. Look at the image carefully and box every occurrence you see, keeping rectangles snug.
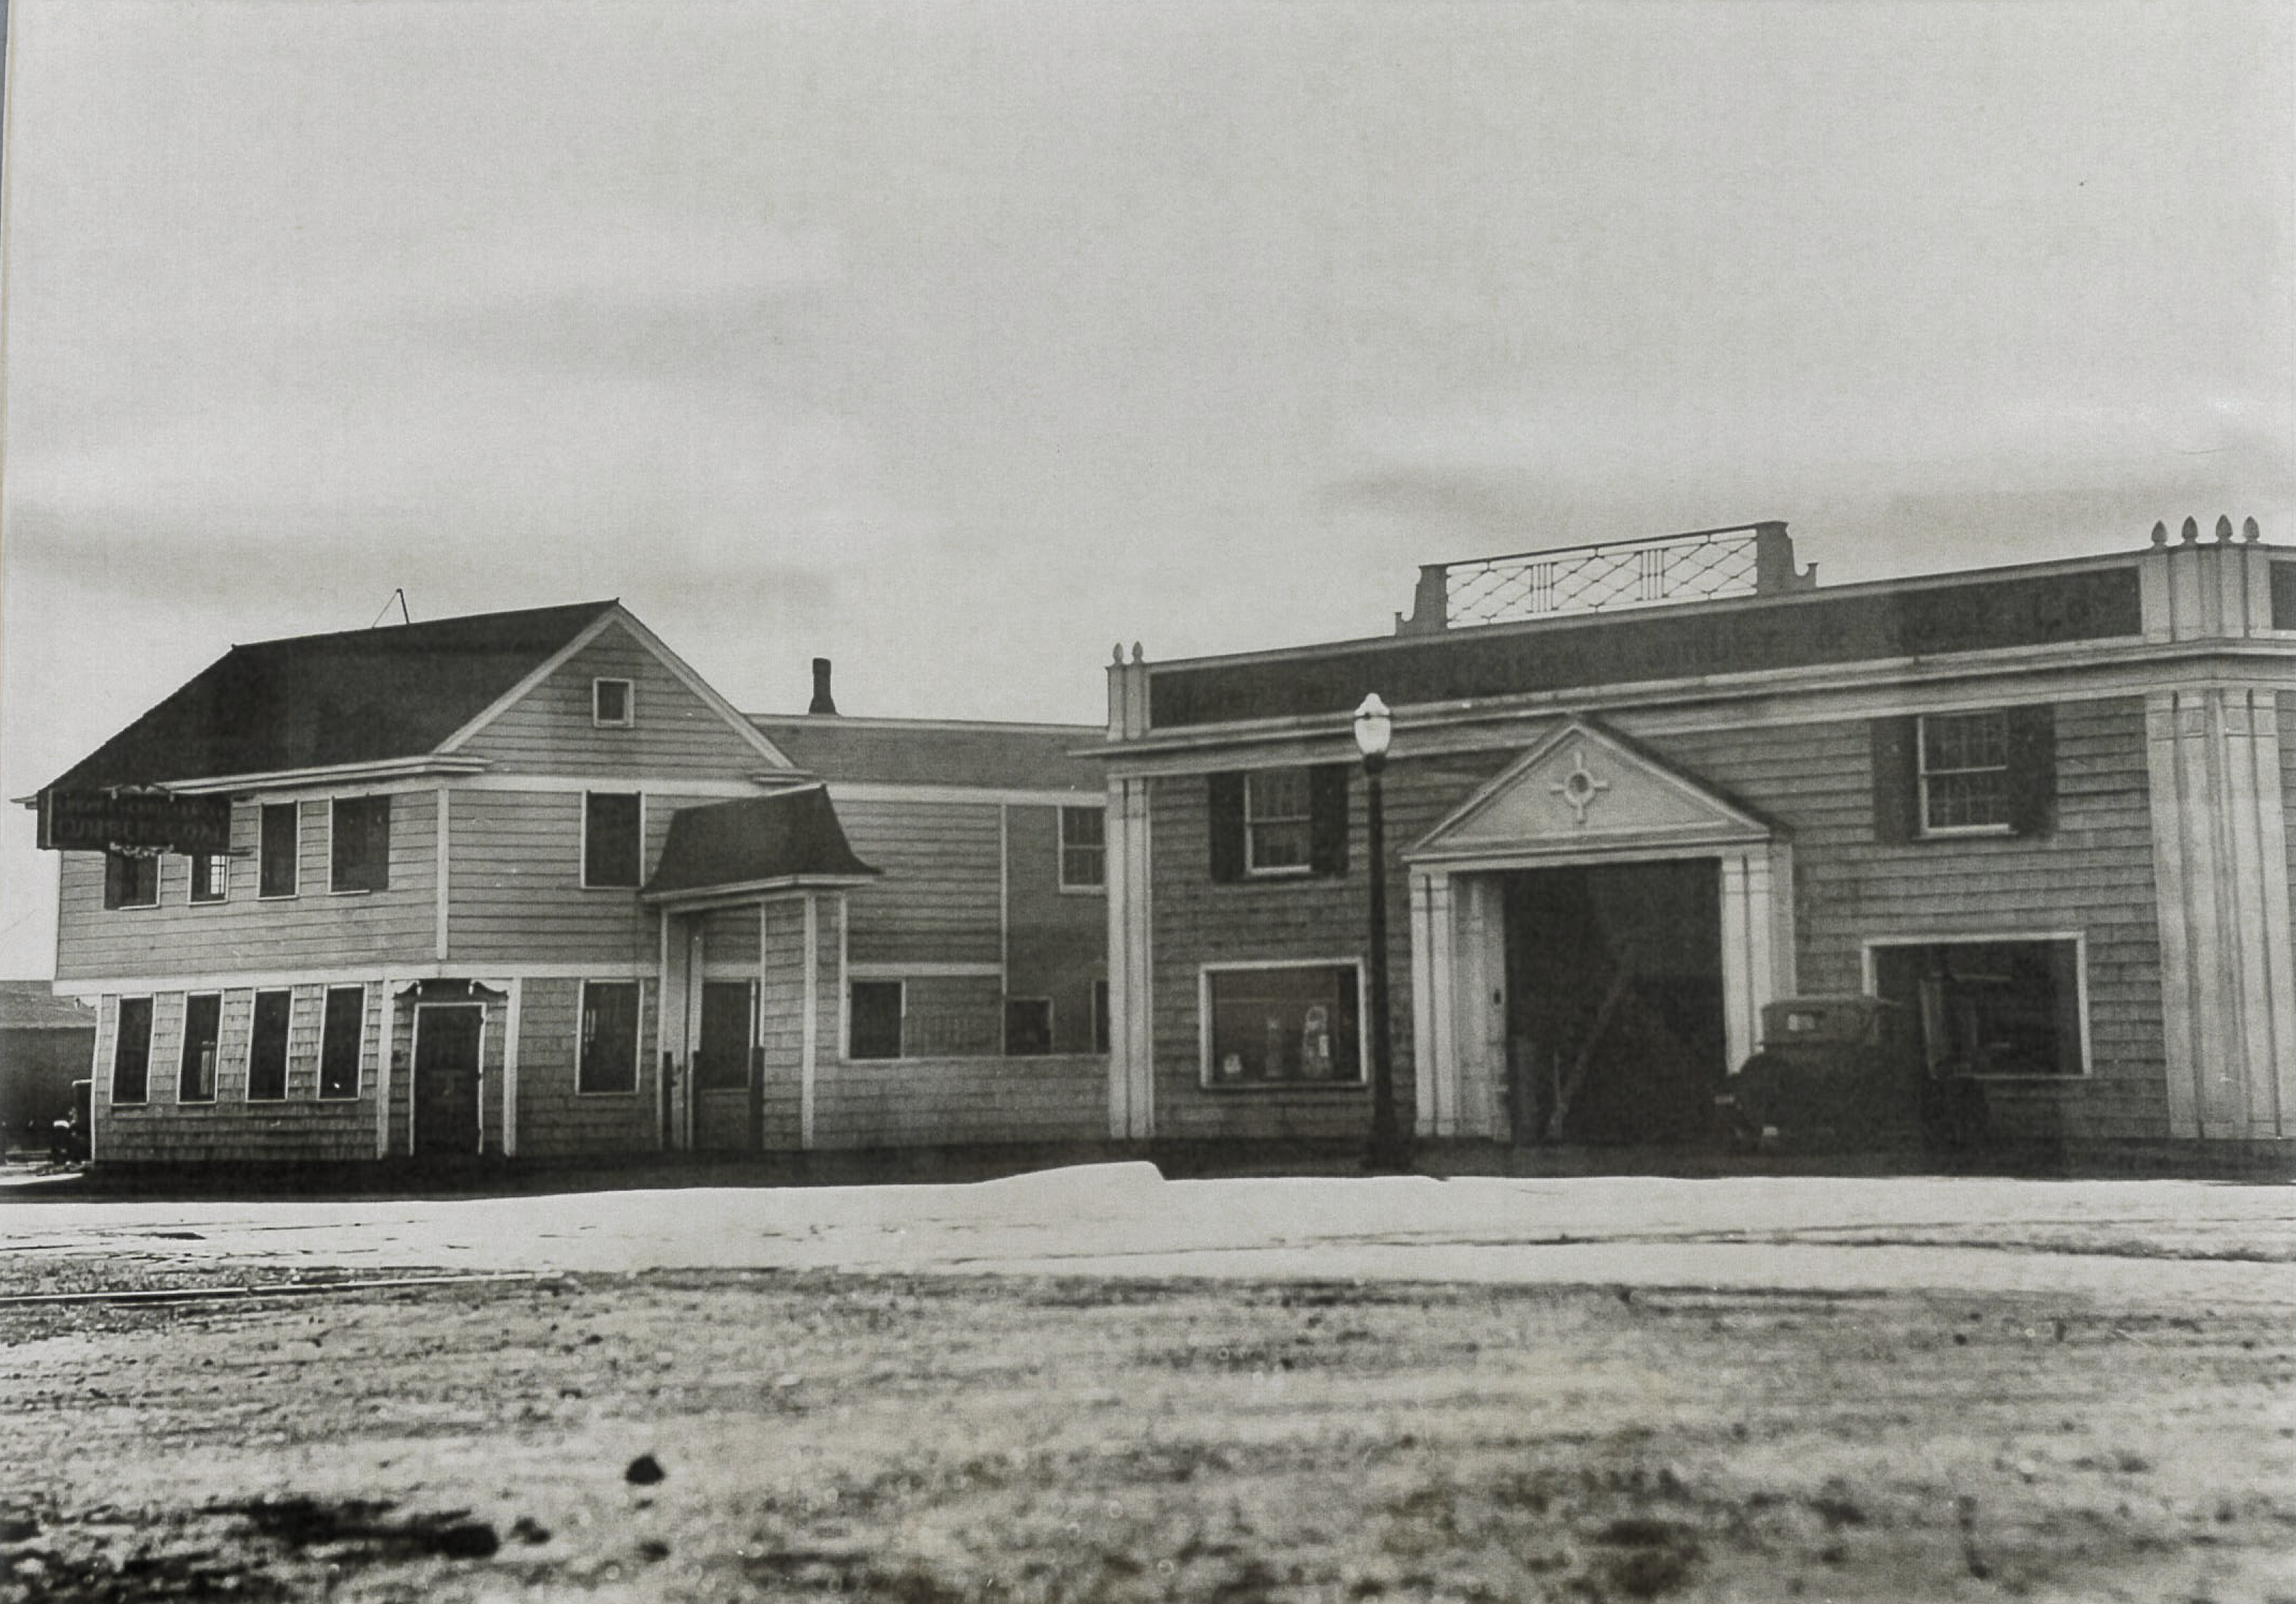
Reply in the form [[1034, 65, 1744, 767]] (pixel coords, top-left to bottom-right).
[[1914, 823, 2014, 840], [317, 1091, 362, 1103], [1057, 883, 1107, 896], [328, 886, 383, 898], [1243, 865, 1315, 880], [573, 1086, 643, 1098], [578, 883, 643, 893], [246, 1095, 290, 1105], [257, 891, 301, 902], [1196, 1079, 1367, 1094]]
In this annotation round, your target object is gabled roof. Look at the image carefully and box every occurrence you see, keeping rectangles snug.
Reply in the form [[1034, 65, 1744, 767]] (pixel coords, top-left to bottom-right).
[[0, 981, 97, 1032], [42, 600, 620, 792], [644, 787, 881, 899], [748, 716, 1105, 793]]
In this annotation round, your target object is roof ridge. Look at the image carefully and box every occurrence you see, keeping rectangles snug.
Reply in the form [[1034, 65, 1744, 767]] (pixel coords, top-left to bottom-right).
[[227, 598, 620, 653]]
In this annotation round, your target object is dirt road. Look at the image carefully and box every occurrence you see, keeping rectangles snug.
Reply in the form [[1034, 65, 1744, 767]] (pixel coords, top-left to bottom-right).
[[2, 1170, 2291, 1602]]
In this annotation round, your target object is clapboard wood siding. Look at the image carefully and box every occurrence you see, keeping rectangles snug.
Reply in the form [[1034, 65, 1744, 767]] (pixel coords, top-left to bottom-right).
[[511, 976, 661, 1157], [455, 621, 775, 777], [812, 1054, 1107, 1149], [1004, 802, 1108, 1053], [89, 986, 382, 1164], [753, 900, 808, 1149], [833, 798, 1003, 966], [1657, 696, 2165, 1143], [1147, 753, 1516, 1142], [697, 907, 761, 968], [445, 788, 723, 966], [56, 793, 437, 982]]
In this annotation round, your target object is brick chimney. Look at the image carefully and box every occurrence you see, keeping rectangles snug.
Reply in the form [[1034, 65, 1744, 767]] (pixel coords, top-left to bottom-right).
[[808, 657, 838, 716]]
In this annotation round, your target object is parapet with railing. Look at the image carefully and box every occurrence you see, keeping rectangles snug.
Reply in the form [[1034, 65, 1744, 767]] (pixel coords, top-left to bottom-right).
[[1395, 520, 1818, 635]]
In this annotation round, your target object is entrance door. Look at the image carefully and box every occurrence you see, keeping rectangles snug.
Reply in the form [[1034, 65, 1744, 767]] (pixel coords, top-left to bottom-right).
[[1503, 861, 1724, 1144], [412, 1004, 483, 1158], [691, 981, 756, 1152]]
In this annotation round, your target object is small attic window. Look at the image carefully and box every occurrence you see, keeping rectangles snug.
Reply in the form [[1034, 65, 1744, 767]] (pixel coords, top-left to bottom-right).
[[593, 678, 634, 728]]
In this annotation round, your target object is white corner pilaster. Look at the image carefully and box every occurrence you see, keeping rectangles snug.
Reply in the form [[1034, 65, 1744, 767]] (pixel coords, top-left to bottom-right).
[[501, 976, 522, 1157], [1105, 774, 1156, 1140]]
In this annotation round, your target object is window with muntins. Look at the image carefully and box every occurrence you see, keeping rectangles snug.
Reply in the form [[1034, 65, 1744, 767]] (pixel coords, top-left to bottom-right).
[[578, 981, 641, 1093], [113, 997, 154, 1104], [104, 851, 159, 909], [593, 678, 633, 728], [247, 990, 292, 1100], [259, 803, 299, 897], [1208, 766, 1350, 881], [1245, 769, 1312, 873], [179, 993, 222, 1104], [1870, 706, 2054, 844], [330, 796, 392, 892], [848, 981, 904, 1061], [189, 852, 229, 904], [1871, 938, 2085, 1077], [319, 986, 364, 1099], [583, 793, 643, 888], [1059, 806, 1106, 889], [1919, 712, 2010, 833], [1203, 964, 1362, 1087]]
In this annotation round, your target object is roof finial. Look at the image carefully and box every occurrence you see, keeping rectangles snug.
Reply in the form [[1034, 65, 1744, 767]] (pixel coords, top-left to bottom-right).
[[1130, 643, 1144, 663], [2150, 520, 2168, 547], [2242, 515, 2261, 543], [2180, 516, 2200, 544], [2215, 515, 2235, 543]]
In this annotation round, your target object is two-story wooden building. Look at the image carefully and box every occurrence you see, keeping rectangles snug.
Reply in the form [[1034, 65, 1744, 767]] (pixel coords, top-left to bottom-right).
[[1097, 518, 2295, 1167], [32, 603, 1109, 1169]]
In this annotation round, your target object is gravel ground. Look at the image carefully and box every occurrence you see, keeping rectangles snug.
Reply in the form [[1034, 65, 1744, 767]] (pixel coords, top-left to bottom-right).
[[4, 1255, 2293, 1603]]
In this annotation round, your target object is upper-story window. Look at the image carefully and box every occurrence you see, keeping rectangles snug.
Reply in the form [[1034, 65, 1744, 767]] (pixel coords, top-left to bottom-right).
[[103, 851, 159, 910], [330, 796, 392, 893], [1207, 766, 1350, 882], [593, 678, 634, 728], [259, 803, 300, 898], [1059, 805, 1106, 890], [583, 791, 643, 888], [1919, 712, 2010, 834], [189, 852, 229, 904]]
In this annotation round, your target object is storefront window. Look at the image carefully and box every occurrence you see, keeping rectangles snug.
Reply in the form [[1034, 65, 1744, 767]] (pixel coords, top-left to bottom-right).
[[1202, 964, 1361, 1087]]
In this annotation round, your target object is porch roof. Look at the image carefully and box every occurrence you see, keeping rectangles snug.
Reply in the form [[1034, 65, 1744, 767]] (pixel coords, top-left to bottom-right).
[[643, 786, 880, 900]]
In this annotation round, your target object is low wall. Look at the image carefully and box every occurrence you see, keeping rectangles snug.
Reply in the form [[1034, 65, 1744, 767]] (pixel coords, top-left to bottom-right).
[[811, 1052, 1107, 1151]]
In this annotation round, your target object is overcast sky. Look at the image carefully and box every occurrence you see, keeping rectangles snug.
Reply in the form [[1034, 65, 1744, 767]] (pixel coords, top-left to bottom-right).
[[1, 0, 2290, 977]]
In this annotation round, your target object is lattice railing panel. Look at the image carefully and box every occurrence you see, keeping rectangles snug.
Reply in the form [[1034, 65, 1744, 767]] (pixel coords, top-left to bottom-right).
[[1442, 526, 1765, 626]]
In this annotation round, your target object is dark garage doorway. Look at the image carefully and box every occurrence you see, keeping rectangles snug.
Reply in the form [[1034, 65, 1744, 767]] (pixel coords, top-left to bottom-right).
[[1502, 859, 1726, 1145]]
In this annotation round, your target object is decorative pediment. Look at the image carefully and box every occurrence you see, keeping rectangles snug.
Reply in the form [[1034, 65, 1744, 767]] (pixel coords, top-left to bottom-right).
[[1406, 719, 1774, 863]]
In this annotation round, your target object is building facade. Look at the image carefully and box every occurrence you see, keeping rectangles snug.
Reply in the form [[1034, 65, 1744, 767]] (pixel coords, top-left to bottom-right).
[[1097, 520, 2296, 1164], [33, 604, 1108, 1167]]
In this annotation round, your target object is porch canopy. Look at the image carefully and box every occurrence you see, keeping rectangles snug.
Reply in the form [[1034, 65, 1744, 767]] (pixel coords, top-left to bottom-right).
[[642, 786, 879, 911]]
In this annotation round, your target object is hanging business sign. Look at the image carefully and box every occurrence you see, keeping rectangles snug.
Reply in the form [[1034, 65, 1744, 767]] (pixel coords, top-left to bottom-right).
[[36, 790, 234, 855]]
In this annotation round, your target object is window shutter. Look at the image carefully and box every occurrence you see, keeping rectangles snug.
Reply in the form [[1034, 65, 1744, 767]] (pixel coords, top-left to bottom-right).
[[1307, 764, 1351, 876], [1207, 773, 1246, 883], [2005, 704, 2057, 837], [1870, 717, 1919, 844]]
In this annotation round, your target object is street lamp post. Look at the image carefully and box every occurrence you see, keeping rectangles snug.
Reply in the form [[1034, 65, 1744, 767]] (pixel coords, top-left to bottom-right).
[[1354, 693, 1410, 1172]]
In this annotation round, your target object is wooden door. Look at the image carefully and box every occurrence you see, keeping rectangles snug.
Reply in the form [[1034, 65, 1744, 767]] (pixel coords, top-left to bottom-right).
[[412, 1004, 483, 1157], [691, 981, 755, 1152]]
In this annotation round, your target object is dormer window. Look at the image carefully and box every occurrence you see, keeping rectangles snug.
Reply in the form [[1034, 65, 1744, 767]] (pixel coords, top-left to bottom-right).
[[593, 678, 634, 728]]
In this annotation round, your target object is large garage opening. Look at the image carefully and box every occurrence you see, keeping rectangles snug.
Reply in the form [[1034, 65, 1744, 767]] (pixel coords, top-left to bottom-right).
[[1501, 860, 1726, 1144]]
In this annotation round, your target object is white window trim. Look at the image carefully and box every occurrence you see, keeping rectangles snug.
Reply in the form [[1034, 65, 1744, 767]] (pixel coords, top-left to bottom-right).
[[109, 851, 162, 910], [178, 990, 224, 1106], [1057, 804, 1107, 893], [1196, 957, 1370, 1091], [112, 995, 155, 1107], [1858, 930, 2092, 1081], [846, 978, 904, 1061], [1243, 770, 1315, 878], [579, 791, 647, 891], [187, 848, 231, 906], [575, 979, 645, 1096], [1914, 711, 2015, 839], [593, 677, 635, 729], [244, 987, 295, 1102], [258, 803, 300, 900], [328, 795, 391, 896], [317, 984, 367, 1101]]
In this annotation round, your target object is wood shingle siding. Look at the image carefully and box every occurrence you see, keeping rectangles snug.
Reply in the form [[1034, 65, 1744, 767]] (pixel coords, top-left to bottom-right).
[[56, 793, 437, 984], [89, 986, 382, 1164], [510, 976, 661, 1157], [834, 798, 1002, 966], [1652, 695, 2165, 1143], [811, 1055, 1107, 1149], [454, 623, 774, 777], [1003, 803, 1108, 1054]]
